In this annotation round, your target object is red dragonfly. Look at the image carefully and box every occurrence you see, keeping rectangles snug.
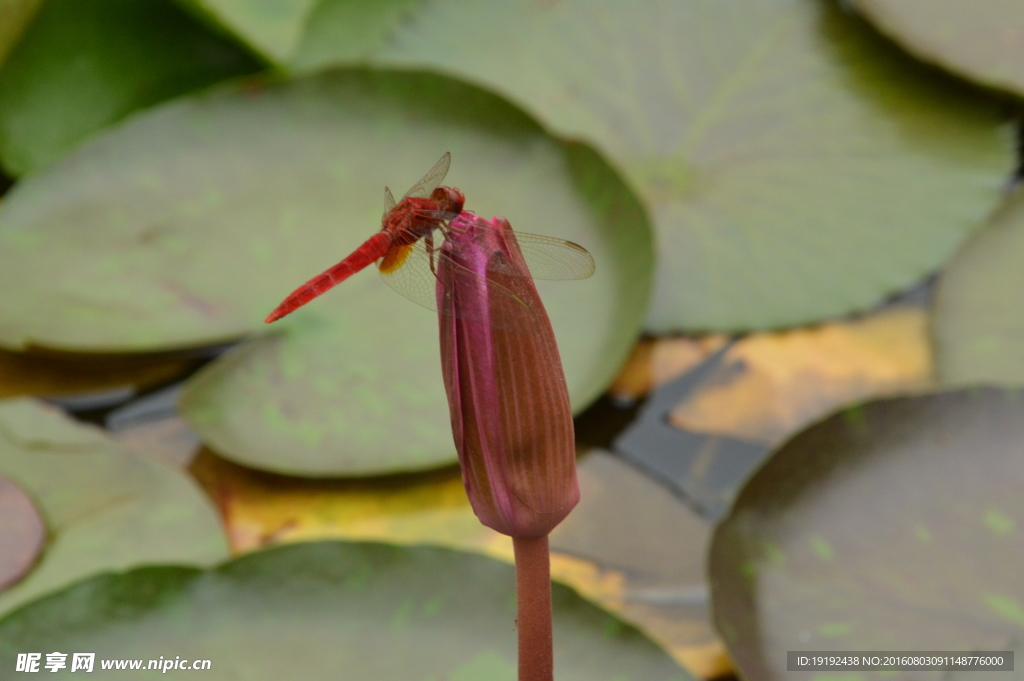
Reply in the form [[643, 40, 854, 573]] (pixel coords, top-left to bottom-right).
[[264, 153, 595, 325]]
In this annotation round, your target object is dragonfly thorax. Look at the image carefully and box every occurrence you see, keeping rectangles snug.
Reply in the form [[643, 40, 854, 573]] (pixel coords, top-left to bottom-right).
[[385, 186, 465, 247]]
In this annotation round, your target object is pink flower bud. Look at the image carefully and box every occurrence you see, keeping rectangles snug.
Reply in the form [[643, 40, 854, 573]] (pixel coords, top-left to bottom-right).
[[437, 213, 579, 538]]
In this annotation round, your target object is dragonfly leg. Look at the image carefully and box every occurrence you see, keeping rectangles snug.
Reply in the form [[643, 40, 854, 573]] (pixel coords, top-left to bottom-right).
[[426, 232, 437, 276]]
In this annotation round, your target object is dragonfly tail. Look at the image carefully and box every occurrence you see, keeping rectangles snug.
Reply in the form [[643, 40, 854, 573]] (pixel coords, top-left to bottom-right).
[[265, 232, 391, 323]]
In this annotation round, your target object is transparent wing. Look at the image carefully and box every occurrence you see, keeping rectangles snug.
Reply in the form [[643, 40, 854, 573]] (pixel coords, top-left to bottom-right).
[[383, 186, 396, 218], [401, 152, 451, 201], [377, 227, 543, 333], [509, 232, 595, 281]]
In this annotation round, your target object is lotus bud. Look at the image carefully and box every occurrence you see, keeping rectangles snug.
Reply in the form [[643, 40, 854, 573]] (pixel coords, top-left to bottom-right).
[[436, 213, 579, 538]]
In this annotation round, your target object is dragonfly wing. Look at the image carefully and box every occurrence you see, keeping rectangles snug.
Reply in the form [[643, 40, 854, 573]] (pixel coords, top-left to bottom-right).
[[401, 152, 451, 201], [377, 240, 440, 312], [482, 229, 596, 281], [383, 186, 396, 221], [378, 229, 542, 333]]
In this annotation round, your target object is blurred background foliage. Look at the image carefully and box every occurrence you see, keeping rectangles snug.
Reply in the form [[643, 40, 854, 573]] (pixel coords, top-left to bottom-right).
[[0, 0, 1022, 679]]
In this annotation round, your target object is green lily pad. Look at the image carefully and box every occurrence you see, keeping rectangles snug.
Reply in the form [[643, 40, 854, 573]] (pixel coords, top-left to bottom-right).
[[0, 541, 693, 680], [177, 0, 319, 65], [853, 0, 1024, 98], [0, 0, 260, 177], [709, 388, 1024, 680], [0, 397, 228, 618], [933, 189, 1024, 386], [0, 0, 42, 69], [0, 474, 44, 592], [182, 0, 1016, 331]]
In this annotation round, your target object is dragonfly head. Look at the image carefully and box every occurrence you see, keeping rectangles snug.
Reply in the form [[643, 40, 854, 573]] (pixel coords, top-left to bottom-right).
[[431, 186, 465, 216]]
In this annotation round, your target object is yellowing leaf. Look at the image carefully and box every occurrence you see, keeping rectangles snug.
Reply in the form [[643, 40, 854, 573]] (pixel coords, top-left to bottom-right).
[[610, 336, 729, 402], [0, 349, 195, 398], [670, 307, 933, 445]]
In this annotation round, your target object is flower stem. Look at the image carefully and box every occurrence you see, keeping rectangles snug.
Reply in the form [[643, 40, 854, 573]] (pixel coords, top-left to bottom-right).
[[513, 534, 554, 681]]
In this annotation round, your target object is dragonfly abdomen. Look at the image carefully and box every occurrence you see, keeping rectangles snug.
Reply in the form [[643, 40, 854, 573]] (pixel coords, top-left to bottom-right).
[[264, 231, 392, 323]]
